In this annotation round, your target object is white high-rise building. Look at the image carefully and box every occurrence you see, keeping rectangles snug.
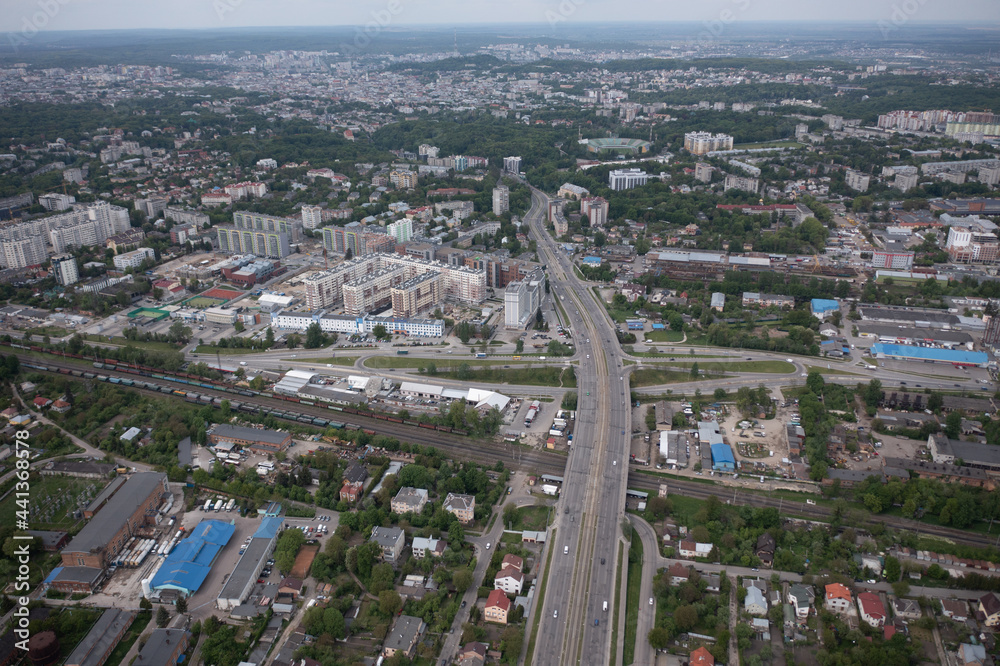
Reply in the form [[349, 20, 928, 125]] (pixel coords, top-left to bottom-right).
[[608, 169, 649, 191], [301, 206, 324, 230], [38, 193, 76, 212], [503, 156, 522, 174], [387, 218, 413, 243], [492, 185, 510, 215], [51, 253, 79, 285], [683, 132, 734, 155], [845, 169, 870, 193], [504, 270, 545, 329], [1, 237, 47, 269]]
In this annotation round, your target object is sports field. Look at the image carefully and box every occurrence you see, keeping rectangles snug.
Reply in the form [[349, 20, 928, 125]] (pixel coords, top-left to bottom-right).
[[185, 296, 227, 308], [201, 287, 242, 300]]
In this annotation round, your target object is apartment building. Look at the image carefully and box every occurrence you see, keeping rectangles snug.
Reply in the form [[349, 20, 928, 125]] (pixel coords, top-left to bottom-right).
[[1, 236, 47, 269], [443, 493, 476, 524], [392, 272, 442, 318], [301, 205, 324, 230], [684, 132, 734, 155], [845, 170, 871, 192], [946, 225, 1000, 264], [581, 196, 609, 228], [217, 226, 291, 259], [51, 253, 79, 285], [724, 174, 760, 194], [386, 218, 413, 243], [694, 162, 714, 183], [390, 170, 418, 189], [493, 185, 510, 215], [231, 210, 302, 242], [871, 249, 915, 270], [504, 270, 545, 329], [112, 247, 156, 271], [342, 266, 405, 316], [320, 224, 394, 256]]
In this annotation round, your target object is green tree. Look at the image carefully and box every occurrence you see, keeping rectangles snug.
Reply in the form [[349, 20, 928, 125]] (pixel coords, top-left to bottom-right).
[[372, 324, 388, 340], [454, 568, 473, 593], [884, 556, 901, 582], [304, 322, 326, 349], [156, 606, 170, 628], [944, 411, 962, 439], [690, 363, 699, 379], [674, 604, 698, 631], [515, 339, 524, 353], [713, 388, 727, 401], [501, 626, 523, 659], [806, 370, 825, 395], [379, 590, 402, 616], [648, 626, 670, 650], [233, 320, 245, 333]]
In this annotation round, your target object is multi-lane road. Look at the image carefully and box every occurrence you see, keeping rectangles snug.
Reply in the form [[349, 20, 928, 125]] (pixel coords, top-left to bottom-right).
[[522, 187, 633, 665]]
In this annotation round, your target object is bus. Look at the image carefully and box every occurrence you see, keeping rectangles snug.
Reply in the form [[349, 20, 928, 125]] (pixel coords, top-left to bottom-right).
[[512, 355, 522, 360]]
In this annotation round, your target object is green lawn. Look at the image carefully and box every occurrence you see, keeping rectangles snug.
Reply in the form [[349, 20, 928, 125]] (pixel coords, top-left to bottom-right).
[[610, 541, 625, 666], [667, 360, 795, 374], [192, 345, 261, 355], [804, 365, 866, 377], [285, 356, 357, 367], [25, 326, 69, 339], [363, 356, 541, 370], [631, 368, 722, 387], [508, 505, 551, 531], [623, 534, 644, 665], [644, 330, 684, 343], [84, 334, 180, 352], [1, 475, 96, 530]]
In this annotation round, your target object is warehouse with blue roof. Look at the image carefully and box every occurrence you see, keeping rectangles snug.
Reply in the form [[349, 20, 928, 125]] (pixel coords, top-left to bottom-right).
[[149, 520, 234, 597], [711, 443, 736, 471], [811, 299, 840, 319], [871, 343, 988, 367]]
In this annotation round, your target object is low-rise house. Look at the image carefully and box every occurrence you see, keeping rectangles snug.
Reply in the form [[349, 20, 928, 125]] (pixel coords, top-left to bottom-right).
[[495, 566, 524, 595], [411, 536, 445, 559], [668, 562, 691, 585], [444, 492, 476, 524], [485, 589, 511, 624], [979, 593, 1000, 627], [783, 604, 797, 631], [858, 592, 886, 628], [891, 597, 921, 621], [459, 641, 487, 666], [825, 583, 853, 613], [383, 615, 426, 659], [703, 573, 721, 592], [943, 599, 970, 622], [745, 586, 768, 616], [958, 643, 987, 666], [369, 526, 406, 563], [787, 584, 815, 622], [391, 487, 429, 515], [755, 533, 776, 567], [752, 617, 771, 640], [340, 462, 367, 503], [677, 540, 714, 559], [278, 577, 303, 599], [690, 646, 715, 666]]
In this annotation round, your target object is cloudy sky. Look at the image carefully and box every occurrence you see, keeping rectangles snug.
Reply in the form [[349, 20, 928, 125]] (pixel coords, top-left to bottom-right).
[[2, 0, 998, 32]]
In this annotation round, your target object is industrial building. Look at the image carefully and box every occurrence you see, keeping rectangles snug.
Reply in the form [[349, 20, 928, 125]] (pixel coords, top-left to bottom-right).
[[149, 520, 233, 597], [871, 343, 988, 367], [929, 434, 1000, 475], [856, 324, 973, 348], [64, 608, 136, 666], [217, 516, 284, 612], [135, 629, 191, 666], [60, 473, 168, 571], [810, 299, 840, 319], [208, 424, 292, 453]]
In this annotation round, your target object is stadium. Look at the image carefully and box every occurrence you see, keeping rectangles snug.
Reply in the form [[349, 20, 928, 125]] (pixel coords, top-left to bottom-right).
[[584, 137, 652, 154]]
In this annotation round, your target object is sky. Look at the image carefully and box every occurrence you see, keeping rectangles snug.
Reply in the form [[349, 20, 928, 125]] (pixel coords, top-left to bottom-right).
[[2, 0, 998, 33]]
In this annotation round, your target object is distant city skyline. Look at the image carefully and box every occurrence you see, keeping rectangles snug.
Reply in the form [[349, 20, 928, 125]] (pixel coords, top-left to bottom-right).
[[2, 0, 998, 33]]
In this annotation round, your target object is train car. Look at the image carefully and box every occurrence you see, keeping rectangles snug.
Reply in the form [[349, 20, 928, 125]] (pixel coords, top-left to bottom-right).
[[312, 418, 328, 426], [173, 390, 187, 396], [300, 401, 315, 407], [435, 425, 451, 432], [386, 417, 403, 424], [328, 405, 343, 412], [58, 367, 71, 375], [297, 416, 312, 424], [198, 395, 212, 404], [453, 429, 468, 436], [362, 428, 376, 436], [121, 378, 134, 386], [419, 422, 436, 430], [70, 370, 84, 377], [345, 424, 360, 431], [109, 377, 121, 384], [96, 375, 109, 382], [83, 372, 95, 379], [93, 362, 104, 369], [328, 421, 344, 429]]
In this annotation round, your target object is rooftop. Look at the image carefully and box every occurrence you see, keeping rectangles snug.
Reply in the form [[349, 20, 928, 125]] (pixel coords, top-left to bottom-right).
[[63, 472, 166, 556]]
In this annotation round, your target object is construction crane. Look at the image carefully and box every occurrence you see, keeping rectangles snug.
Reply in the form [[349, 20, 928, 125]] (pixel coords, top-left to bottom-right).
[[811, 254, 821, 273]]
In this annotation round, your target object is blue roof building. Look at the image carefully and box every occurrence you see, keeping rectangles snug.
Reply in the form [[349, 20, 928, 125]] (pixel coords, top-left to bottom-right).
[[150, 520, 234, 596], [871, 343, 988, 367], [625, 319, 645, 330], [811, 299, 840, 318], [711, 443, 736, 471], [254, 516, 284, 540], [582, 256, 603, 266]]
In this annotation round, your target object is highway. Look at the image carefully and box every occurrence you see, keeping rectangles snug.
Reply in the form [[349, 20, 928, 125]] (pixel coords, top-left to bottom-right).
[[523, 187, 632, 666]]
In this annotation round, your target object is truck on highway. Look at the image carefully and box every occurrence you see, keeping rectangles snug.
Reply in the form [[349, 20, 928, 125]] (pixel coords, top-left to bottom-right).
[[475, 352, 486, 359], [541, 484, 559, 496], [396, 350, 409, 355]]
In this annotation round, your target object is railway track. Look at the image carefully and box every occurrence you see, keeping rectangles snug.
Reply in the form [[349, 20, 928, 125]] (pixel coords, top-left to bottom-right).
[[15, 352, 1000, 553]]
